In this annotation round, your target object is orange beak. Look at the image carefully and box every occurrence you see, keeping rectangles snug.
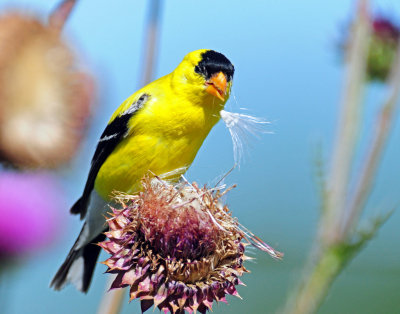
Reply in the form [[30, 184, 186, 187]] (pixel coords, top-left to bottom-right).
[[205, 71, 227, 101]]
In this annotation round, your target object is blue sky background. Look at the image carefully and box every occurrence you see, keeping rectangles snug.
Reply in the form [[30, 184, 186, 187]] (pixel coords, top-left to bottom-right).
[[1, 0, 400, 313]]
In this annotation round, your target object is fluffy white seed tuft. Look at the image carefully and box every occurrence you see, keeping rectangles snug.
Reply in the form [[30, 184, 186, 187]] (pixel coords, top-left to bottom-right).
[[220, 110, 271, 166]]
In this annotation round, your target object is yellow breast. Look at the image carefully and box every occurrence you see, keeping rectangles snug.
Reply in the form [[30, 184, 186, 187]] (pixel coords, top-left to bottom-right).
[[94, 73, 224, 200]]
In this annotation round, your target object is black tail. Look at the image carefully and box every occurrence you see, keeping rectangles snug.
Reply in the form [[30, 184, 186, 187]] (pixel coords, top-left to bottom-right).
[[50, 231, 106, 292], [70, 197, 87, 219], [70, 197, 82, 215]]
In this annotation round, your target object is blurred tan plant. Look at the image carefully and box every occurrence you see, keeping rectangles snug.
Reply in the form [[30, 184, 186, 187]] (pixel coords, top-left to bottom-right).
[[282, 1, 400, 313], [0, 6, 93, 169]]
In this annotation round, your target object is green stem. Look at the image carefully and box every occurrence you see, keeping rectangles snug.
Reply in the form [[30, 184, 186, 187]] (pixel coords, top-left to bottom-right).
[[322, 0, 370, 246], [282, 248, 344, 314], [342, 41, 400, 235]]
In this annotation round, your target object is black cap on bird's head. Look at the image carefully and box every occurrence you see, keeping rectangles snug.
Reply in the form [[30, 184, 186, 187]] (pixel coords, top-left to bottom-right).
[[194, 50, 235, 83]]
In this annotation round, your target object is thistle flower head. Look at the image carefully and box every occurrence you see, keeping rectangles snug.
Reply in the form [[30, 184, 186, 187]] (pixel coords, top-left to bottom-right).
[[100, 177, 278, 313]]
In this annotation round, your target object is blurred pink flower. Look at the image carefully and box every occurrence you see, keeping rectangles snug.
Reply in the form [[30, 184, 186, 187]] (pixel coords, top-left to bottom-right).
[[0, 172, 64, 256]]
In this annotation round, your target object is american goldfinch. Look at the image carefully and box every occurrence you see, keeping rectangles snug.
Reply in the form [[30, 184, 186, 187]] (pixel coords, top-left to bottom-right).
[[51, 49, 234, 292]]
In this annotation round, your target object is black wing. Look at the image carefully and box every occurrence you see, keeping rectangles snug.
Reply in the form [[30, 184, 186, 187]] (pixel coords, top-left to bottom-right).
[[71, 94, 149, 219]]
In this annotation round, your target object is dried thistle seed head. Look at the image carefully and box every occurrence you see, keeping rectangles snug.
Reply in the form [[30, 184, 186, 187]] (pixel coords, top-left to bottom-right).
[[0, 12, 94, 168], [100, 177, 250, 314]]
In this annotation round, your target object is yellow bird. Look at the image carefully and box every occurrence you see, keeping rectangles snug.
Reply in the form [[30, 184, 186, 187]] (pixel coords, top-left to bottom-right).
[[51, 49, 235, 292]]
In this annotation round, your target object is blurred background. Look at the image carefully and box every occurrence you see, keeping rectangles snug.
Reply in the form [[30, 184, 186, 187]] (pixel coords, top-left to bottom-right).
[[0, 0, 399, 313]]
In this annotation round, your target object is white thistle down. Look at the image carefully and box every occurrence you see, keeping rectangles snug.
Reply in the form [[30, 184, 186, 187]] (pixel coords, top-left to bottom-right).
[[220, 110, 271, 166]]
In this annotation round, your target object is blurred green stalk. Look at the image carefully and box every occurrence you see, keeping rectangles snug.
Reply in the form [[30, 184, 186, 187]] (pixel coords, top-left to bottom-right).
[[322, 0, 370, 247], [282, 0, 400, 313], [284, 248, 344, 314]]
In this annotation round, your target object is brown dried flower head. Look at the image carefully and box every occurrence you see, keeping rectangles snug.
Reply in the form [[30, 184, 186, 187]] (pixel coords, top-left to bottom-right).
[[0, 12, 93, 168], [100, 176, 281, 314]]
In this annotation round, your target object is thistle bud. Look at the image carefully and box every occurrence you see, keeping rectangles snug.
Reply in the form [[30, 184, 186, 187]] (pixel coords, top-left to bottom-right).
[[340, 14, 400, 82], [367, 16, 400, 81]]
